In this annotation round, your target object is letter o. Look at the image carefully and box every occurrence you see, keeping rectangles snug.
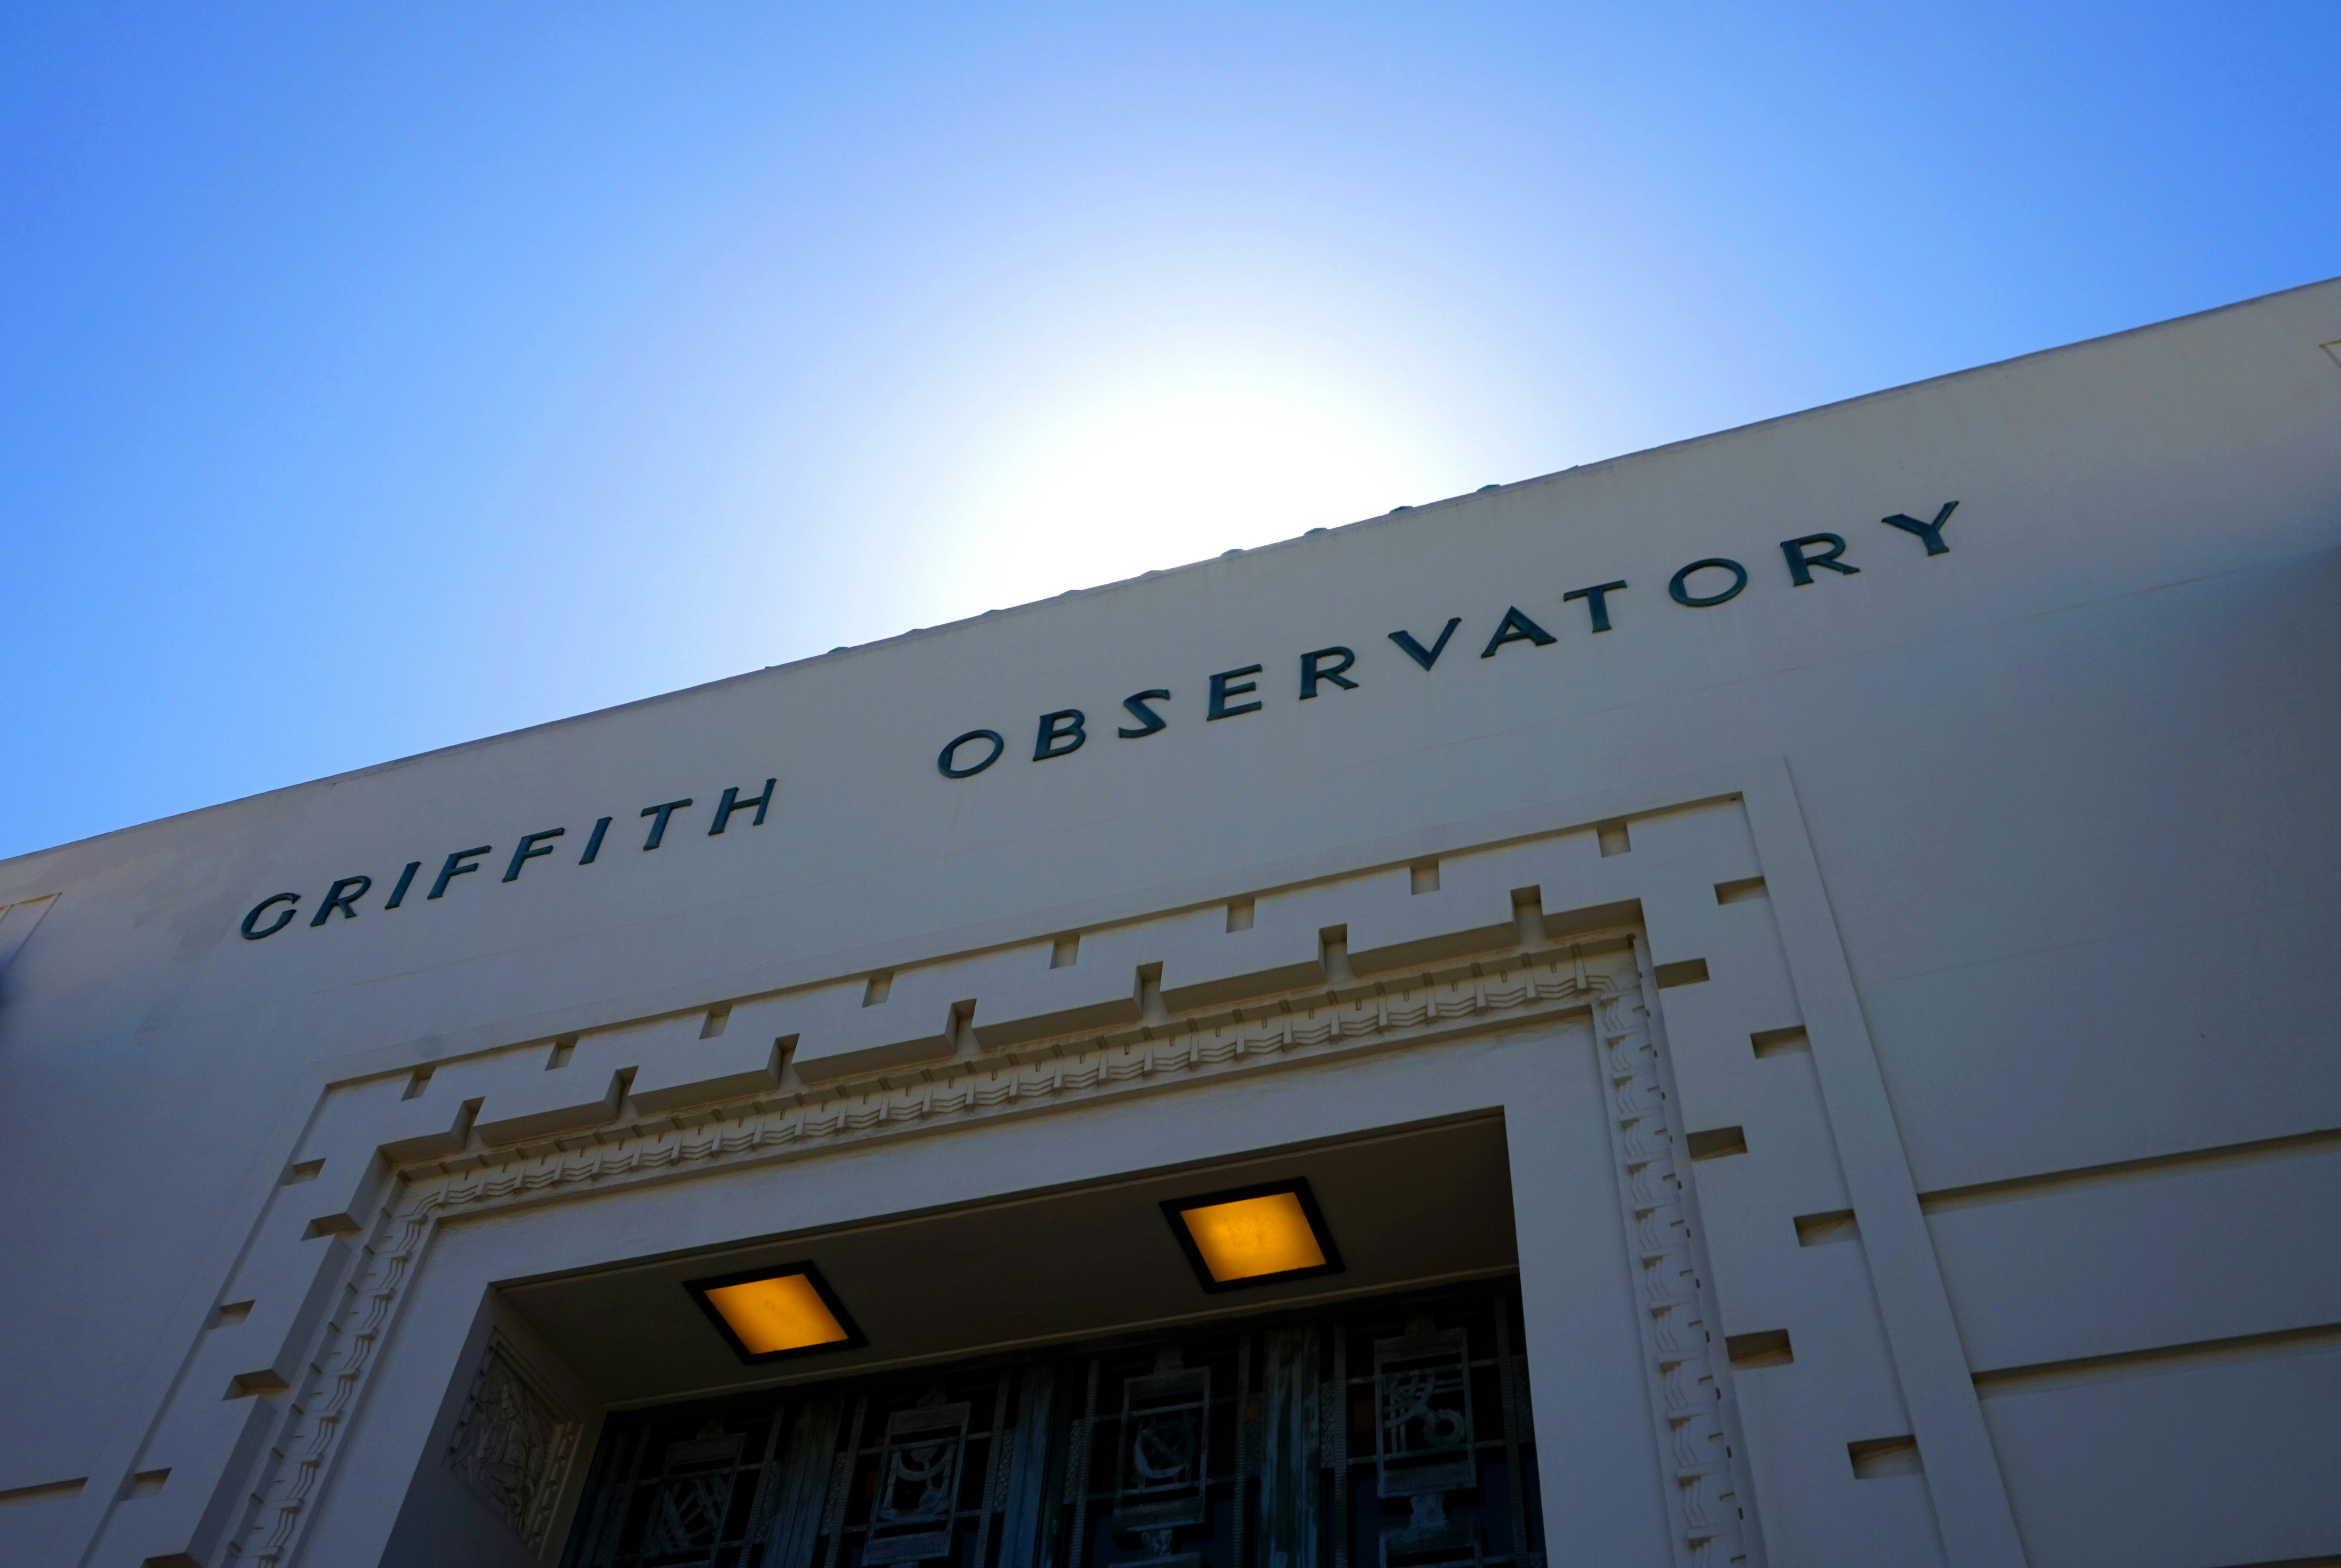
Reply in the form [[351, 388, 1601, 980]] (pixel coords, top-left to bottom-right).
[[1669, 557, 1748, 607], [241, 892, 301, 940], [938, 729, 1006, 779]]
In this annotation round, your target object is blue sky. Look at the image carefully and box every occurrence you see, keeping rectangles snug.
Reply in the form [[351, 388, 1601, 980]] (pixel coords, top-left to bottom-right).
[[3, 3, 2335, 860]]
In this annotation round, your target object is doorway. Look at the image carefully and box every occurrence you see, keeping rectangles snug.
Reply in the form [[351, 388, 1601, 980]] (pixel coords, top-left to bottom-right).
[[560, 1280, 1541, 1568]]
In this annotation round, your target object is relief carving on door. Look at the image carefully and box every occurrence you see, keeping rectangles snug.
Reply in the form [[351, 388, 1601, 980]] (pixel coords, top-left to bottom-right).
[[562, 1285, 1540, 1568]]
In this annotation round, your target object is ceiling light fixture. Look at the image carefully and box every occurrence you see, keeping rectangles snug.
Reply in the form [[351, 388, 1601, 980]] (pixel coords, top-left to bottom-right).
[[685, 1261, 864, 1363], [1162, 1178, 1344, 1292]]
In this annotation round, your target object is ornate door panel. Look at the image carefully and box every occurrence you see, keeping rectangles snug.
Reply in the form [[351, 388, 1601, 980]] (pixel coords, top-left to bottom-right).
[[563, 1284, 1541, 1568]]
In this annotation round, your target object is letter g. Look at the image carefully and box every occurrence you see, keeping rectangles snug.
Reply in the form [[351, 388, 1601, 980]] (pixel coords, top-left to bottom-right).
[[241, 893, 301, 940]]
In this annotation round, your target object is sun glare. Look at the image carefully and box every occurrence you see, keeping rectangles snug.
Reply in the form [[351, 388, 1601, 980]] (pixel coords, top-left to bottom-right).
[[941, 366, 1446, 615]]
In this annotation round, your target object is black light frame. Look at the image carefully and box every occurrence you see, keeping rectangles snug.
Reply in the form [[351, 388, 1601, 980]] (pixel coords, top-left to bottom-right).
[[683, 1259, 868, 1365], [1160, 1176, 1345, 1293]]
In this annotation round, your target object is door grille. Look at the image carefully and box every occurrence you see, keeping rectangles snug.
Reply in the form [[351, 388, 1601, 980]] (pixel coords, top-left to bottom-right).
[[562, 1282, 1541, 1568]]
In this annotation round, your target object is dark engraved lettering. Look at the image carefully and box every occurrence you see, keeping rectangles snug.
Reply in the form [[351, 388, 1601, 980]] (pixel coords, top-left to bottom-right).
[[278, 487, 1982, 843], [939, 729, 1006, 778], [710, 779, 775, 835], [1480, 607, 1556, 658], [1781, 533, 1859, 586], [241, 893, 300, 940], [1669, 558, 1748, 607], [1034, 710, 1087, 760], [309, 875, 373, 926], [1208, 665, 1264, 720], [1563, 580, 1627, 632], [383, 860, 422, 910], [428, 846, 493, 899], [1880, 500, 1959, 556], [503, 828, 566, 882], [1389, 618, 1462, 670], [639, 799, 693, 850], [1118, 690, 1170, 738], [1299, 647, 1357, 699]]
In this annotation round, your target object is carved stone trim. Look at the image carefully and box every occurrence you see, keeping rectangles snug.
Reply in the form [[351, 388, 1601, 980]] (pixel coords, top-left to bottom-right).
[[1595, 952, 1756, 1568], [445, 1333, 582, 1553], [415, 948, 1629, 1215], [231, 941, 1640, 1566]]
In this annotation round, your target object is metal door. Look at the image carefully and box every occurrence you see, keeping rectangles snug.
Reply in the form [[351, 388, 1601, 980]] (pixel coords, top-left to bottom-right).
[[562, 1283, 1541, 1568]]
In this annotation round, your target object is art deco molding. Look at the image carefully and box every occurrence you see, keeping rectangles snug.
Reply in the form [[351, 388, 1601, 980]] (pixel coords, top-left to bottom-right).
[[416, 945, 1631, 1216], [225, 934, 1761, 1568], [228, 936, 1654, 1567], [444, 1333, 582, 1555], [87, 772, 2023, 1568], [1594, 983, 1753, 1568]]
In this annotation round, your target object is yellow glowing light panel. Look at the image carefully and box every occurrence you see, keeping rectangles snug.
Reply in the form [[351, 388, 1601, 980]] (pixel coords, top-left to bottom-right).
[[1177, 1192, 1327, 1282], [702, 1273, 852, 1355]]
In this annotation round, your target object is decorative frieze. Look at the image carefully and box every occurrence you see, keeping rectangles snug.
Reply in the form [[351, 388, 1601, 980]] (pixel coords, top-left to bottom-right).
[[227, 939, 1636, 1567], [416, 951, 1626, 1216], [1594, 956, 1757, 1568], [445, 1334, 582, 1553]]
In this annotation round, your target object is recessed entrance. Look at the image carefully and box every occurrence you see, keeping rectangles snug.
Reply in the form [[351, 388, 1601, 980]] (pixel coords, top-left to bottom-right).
[[501, 1116, 1518, 1407], [560, 1280, 1540, 1568]]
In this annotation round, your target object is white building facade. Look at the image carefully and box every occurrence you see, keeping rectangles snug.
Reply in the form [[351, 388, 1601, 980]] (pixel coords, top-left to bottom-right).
[[2, 280, 2338, 1568]]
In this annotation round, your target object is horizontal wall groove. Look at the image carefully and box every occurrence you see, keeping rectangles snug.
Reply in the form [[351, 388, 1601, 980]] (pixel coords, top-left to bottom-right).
[[1919, 1124, 2341, 1213], [1973, 1320, 2341, 1396]]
